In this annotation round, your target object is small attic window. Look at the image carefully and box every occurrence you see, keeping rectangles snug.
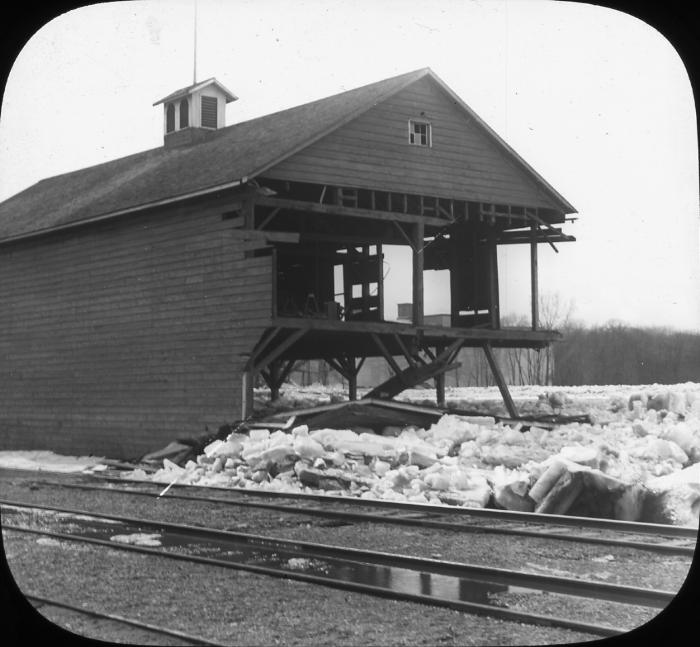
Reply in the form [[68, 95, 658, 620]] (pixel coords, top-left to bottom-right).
[[166, 103, 176, 133], [409, 120, 431, 147], [179, 99, 189, 128], [201, 96, 218, 129]]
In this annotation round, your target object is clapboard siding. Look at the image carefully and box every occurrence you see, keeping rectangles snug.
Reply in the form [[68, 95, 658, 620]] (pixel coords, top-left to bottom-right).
[[0, 201, 272, 458], [265, 75, 559, 210]]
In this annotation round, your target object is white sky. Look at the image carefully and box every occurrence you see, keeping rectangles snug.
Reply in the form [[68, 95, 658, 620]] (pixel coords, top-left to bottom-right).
[[1, 0, 698, 331]]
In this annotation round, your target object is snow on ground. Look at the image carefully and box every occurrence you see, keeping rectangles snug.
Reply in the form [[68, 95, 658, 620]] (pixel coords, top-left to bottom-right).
[[0, 451, 105, 473]]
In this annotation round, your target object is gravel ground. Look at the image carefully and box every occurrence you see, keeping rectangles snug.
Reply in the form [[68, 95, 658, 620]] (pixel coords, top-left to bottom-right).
[[1, 470, 697, 645], [3, 531, 600, 646]]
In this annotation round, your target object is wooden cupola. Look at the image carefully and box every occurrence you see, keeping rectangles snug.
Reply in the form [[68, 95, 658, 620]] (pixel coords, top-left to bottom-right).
[[153, 78, 237, 148]]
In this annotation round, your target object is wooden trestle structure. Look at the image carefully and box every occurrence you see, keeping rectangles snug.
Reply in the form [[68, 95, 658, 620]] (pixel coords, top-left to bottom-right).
[[240, 179, 573, 419]]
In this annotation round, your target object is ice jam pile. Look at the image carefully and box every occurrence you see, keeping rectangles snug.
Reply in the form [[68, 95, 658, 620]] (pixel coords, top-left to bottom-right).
[[143, 385, 700, 526]]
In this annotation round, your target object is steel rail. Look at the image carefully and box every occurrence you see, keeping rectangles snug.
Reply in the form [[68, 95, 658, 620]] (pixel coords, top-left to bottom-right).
[[27, 593, 228, 646], [43, 480, 696, 556], [5, 524, 625, 638], [1, 500, 675, 609], [91, 473, 699, 539]]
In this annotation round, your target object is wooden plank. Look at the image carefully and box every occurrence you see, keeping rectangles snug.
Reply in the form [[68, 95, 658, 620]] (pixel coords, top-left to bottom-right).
[[256, 195, 447, 227]]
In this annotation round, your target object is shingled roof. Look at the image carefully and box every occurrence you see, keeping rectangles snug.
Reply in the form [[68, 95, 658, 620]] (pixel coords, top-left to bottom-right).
[[0, 68, 575, 243]]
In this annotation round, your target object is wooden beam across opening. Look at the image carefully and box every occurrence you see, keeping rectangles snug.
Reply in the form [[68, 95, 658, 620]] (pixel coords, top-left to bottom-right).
[[256, 195, 448, 228]]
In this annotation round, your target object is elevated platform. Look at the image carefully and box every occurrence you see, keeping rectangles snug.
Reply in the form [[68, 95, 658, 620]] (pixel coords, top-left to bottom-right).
[[242, 319, 561, 419], [256, 317, 560, 362]]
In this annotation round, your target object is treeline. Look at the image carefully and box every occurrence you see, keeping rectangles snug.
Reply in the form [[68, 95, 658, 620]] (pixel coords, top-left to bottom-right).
[[553, 324, 700, 386]]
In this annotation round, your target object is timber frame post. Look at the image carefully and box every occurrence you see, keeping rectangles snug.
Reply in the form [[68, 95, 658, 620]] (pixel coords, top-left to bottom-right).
[[487, 226, 500, 329], [412, 221, 424, 326], [482, 341, 518, 419], [324, 355, 365, 400], [261, 359, 297, 401], [531, 224, 539, 330], [243, 328, 307, 416], [435, 344, 446, 407], [241, 370, 255, 419]]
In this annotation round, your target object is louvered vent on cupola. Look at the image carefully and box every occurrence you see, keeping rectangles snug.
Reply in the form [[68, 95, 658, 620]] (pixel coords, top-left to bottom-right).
[[153, 78, 237, 148]]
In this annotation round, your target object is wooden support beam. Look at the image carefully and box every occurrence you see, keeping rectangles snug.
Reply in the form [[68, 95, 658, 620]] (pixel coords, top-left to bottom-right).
[[488, 227, 500, 329], [243, 196, 255, 229], [346, 356, 360, 401], [393, 221, 415, 249], [260, 368, 273, 389], [525, 212, 560, 253], [252, 329, 306, 374], [393, 334, 417, 368], [256, 195, 447, 227], [245, 327, 282, 371], [325, 356, 350, 380], [241, 370, 255, 419], [421, 345, 436, 361], [435, 344, 446, 407], [263, 359, 297, 401], [531, 224, 539, 331], [439, 338, 465, 365], [267, 362, 281, 401], [412, 221, 424, 326], [496, 234, 574, 245], [278, 359, 298, 385], [371, 333, 405, 381], [256, 207, 281, 230], [229, 228, 300, 243], [482, 342, 518, 419]]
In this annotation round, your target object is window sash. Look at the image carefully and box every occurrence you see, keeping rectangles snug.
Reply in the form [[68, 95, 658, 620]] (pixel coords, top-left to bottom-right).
[[409, 120, 431, 147]]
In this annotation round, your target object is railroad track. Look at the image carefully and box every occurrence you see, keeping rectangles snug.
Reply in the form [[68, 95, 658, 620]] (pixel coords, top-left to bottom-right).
[[2, 500, 678, 638], [27, 593, 227, 646], [42, 475, 697, 556]]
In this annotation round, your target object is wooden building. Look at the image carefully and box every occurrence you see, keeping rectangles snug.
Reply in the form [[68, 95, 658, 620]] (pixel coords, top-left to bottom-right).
[[0, 69, 575, 458]]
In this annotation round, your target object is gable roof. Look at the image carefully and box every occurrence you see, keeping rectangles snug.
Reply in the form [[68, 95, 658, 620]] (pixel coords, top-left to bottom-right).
[[0, 68, 575, 244]]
